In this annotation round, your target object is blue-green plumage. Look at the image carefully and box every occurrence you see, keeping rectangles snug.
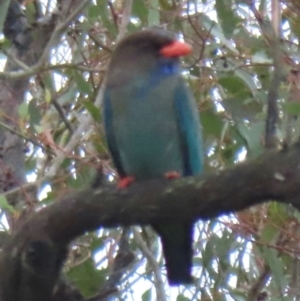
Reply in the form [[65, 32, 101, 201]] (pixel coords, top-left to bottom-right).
[[103, 29, 203, 285]]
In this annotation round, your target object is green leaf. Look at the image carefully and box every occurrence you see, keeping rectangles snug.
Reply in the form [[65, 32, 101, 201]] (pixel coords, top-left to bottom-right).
[[282, 103, 300, 115], [260, 224, 279, 243], [97, 0, 117, 35], [67, 165, 97, 189], [68, 259, 106, 297], [0, 195, 15, 213], [218, 76, 252, 99], [57, 85, 77, 106], [236, 121, 265, 158], [83, 100, 101, 123], [33, 124, 43, 134], [148, 0, 159, 26], [159, 0, 174, 10], [73, 72, 92, 95], [24, 2, 37, 25], [90, 237, 105, 252], [202, 15, 238, 54], [132, 0, 148, 24], [0, 0, 10, 34], [87, 3, 102, 20], [229, 291, 247, 301], [222, 97, 261, 121], [44, 88, 51, 103], [176, 295, 190, 301], [18, 102, 29, 118], [234, 68, 258, 94], [142, 288, 151, 301], [215, 0, 240, 38], [28, 99, 42, 131], [262, 246, 287, 290], [200, 110, 223, 137]]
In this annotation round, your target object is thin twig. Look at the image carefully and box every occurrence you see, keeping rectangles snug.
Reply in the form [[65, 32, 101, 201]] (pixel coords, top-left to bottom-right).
[[51, 98, 74, 134], [251, 7, 284, 149], [246, 265, 270, 301], [108, 1, 118, 29], [88, 32, 112, 53], [132, 228, 167, 301], [0, 62, 106, 79], [117, 0, 132, 43], [1, 49, 31, 71], [0, 120, 52, 154], [105, 228, 135, 288]]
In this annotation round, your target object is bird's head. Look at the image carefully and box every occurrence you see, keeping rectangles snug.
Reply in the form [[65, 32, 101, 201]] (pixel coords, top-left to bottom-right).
[[106, 29, 192, 86]]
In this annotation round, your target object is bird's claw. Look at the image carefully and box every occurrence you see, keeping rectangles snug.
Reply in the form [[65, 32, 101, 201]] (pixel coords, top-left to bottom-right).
[[165, 171, 180, 179], [117, 176, 135, 189]]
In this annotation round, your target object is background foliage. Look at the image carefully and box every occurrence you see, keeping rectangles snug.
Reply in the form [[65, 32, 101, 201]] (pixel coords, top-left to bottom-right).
[[1, 0, 300, 300]]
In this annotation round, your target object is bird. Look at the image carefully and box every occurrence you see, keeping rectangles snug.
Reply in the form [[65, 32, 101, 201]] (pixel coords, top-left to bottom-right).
[[103, 28, 203, 285]]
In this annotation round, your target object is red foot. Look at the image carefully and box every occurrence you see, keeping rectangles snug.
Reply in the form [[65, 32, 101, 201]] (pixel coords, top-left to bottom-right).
[[165, 171, 180, 179], [117, 176, 135, 189]]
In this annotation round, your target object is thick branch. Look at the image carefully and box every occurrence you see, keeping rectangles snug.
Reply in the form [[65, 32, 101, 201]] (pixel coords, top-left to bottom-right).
[[2, 146, 300, 300], [15, 146, 300, 244], [41, 146, 300, 244]]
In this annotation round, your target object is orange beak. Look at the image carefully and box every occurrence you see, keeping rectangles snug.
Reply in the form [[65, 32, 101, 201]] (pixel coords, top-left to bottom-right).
[[160, 40, 192, 58]]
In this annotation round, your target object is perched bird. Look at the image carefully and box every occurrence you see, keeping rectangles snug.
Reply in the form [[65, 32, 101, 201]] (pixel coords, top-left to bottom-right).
[[103, 28, 203, 285]]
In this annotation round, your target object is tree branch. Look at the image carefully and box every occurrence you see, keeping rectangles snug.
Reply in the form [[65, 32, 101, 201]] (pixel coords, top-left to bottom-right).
[[2, 145, 300, 300], [132, 228, 167, 301]]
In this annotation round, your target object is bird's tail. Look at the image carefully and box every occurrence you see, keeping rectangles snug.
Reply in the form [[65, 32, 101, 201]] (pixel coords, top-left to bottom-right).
[[152, 222, 194, 285]]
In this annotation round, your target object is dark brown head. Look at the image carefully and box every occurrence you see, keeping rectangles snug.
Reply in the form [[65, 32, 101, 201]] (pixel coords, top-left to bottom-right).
[[106, 29, 191, 86]]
